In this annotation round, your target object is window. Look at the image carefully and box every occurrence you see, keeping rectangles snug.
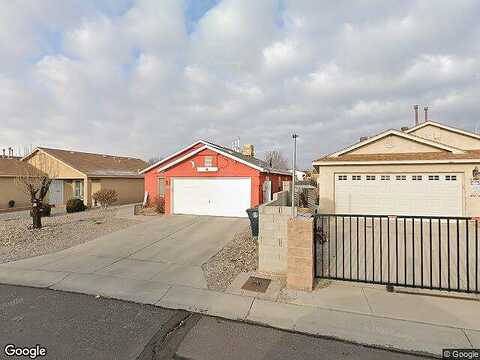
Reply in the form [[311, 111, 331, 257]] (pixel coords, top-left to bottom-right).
[[366, 175, 376, 181], [338, 175, 347, 180], [428, 175, 440, 181], [412, 175, 422, 181], [380, 175, 390, 181], [204, 156, 213, 167], [445, 175, 457, 181], [352, 175, 361, 180], [158, 177, 165, 196], [396, 175, 406, 180], [74, 180, 84, 199]]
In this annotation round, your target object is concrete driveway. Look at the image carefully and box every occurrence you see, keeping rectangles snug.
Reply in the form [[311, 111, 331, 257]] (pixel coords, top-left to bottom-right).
[[0, 215, 249, 291]]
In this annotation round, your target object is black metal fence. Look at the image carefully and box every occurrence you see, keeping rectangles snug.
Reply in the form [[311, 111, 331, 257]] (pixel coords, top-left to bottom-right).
[[314, 214, 479, 294]]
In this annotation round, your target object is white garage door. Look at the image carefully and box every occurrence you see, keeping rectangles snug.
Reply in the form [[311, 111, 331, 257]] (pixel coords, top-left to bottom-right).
[[172, 178, 251, 217], [335, 173, 463, 216]]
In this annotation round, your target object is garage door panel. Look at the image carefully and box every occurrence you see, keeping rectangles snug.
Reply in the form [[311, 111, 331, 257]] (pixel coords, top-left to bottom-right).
[[335, 173, 463, 216], [172, 178, 251, 217]]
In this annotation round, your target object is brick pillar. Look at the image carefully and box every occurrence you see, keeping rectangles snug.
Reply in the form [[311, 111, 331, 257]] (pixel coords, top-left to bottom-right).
[[287, 217, 314, 291]]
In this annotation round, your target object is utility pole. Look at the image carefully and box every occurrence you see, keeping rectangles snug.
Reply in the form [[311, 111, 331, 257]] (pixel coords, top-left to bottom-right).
[[291, 133, 298, 218]]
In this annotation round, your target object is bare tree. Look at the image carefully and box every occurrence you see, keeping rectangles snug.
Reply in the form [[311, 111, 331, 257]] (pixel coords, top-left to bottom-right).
[[147, 156, 162, 165], [264, 150, 289, 170], [14, 157, 57, 229]]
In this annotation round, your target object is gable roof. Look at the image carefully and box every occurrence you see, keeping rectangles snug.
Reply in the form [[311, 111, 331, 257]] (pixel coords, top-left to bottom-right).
[[405, 121, 480, 140], [23, 147, 147, 178], [313, 149, 480, 165], [327, 129, 464, 158], [142, 140, 290, 175], [0, 157, 39, 177]]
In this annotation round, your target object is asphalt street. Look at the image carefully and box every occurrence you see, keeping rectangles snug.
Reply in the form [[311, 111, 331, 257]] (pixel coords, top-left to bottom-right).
[[0, 285, 431, 359]]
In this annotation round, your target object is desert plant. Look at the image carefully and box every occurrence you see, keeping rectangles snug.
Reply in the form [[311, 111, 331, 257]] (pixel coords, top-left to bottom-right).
[[66, 198, 86, 213], [92, 189, 118, 208], [8, 200, 15, 208], [154, 196, 165, 214]]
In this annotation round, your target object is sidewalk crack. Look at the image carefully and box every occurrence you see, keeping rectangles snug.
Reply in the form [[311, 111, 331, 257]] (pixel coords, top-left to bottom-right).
[[361, 287, 374, 314], [462, 329, 474, 348]]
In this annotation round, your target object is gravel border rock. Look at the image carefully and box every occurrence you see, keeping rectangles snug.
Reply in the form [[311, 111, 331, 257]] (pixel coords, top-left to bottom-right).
[[0, 207, 140, 263], [202, 229, 257, 291]]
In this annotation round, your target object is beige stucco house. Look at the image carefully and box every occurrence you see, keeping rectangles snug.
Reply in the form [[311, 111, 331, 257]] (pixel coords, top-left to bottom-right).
[[0, 157, 35, 210], [313, 121, 480, 217], [22, 147, 147, 207]]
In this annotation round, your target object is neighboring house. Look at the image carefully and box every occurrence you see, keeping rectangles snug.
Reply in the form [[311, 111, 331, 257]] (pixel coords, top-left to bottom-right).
[[313, 121, 480, 217], [0, 156, 35, 210], [289, 169, 306, 181], [21, 147, 147, 207], [140, 140, 291, 217]]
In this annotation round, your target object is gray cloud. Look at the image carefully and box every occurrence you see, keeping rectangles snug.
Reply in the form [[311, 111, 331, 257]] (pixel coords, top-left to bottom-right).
[[1, 0, 480, 169]]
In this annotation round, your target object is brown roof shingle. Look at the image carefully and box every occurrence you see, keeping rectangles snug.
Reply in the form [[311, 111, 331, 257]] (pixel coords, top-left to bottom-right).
[[0, 157, 38, 177], [315, 150, 480, 163], [37, 148, 147, 177]]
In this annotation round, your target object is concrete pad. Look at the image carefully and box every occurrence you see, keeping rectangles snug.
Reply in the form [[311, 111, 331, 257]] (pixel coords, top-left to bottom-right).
[[294, 307, 472, 356], [51, 273, 171, 304], [149, 263, 207, 288], [131, 217, 248, 265], [363, 287, 480, 330], [0, 268, 68, 288], [465, 329, 480, 348], [0, 252, 67, 270], [95, 258, 171, 280], [280, 282, 372, 314], [247, 299, 314, 330], [226, 272, 284, 301], [157, 285, 253, 320], [37, 255, 119, 274]]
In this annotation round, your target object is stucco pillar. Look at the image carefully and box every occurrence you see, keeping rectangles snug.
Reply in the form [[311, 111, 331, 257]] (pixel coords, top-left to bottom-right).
[[84, 177, 91, 207], [287, 216, 315, 291]]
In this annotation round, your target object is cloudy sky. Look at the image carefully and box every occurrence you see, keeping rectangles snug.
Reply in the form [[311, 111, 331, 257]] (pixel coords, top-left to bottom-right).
[[1, 0, 480, 168]]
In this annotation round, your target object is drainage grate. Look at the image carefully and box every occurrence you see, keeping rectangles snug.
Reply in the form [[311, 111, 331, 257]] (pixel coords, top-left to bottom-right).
[[241, 276, 271, 293]]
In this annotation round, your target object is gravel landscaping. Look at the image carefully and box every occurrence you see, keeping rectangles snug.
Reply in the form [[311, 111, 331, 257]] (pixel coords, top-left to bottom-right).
[[202, 229, 257, 291], [0, 207, 140, 263]]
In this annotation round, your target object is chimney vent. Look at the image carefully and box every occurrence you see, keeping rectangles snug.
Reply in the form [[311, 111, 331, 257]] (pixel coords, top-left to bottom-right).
[[242, 144, 255, 157], [424, 106, 429, 122], [413, 105, 419, 126], [360, 136, 368, 142], [401, 126, 409, 132]]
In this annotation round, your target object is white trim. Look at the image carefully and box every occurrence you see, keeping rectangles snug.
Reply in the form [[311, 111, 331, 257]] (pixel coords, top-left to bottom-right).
[[406, 121, 480, 140], [158, 144, 267, 172], [330, 129, 464, 157], [314, 158, 480, 166], [139, 140, 204, 174]]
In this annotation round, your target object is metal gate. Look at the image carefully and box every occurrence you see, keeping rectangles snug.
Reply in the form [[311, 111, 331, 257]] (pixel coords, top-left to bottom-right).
[[314, 214, 480, 294]]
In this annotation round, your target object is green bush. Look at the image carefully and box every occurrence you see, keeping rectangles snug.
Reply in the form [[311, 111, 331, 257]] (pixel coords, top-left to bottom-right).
[[66, 198, 86, 213]]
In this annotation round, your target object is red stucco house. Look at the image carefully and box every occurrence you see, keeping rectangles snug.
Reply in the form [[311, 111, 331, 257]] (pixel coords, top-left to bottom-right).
[[140, 140, 291, 217]]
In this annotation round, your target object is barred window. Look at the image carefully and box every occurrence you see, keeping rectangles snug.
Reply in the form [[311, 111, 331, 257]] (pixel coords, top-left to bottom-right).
[[412, 175, 422, 181], [366, 175, 376, 180], [380, 175, 390, 181], [428, 175, 440, 181], [352, 175, 361, 180], [396, 175, 406, 180], [338, 175, 347, 180]]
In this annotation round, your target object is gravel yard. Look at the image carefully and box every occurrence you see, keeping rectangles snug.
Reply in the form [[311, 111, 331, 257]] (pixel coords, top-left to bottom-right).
[[202, 229, 257, 291], [0, 207, 140, 263]]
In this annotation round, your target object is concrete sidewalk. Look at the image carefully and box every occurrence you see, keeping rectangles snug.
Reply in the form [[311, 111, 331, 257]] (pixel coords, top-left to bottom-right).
[[0, 214, 478, 357]]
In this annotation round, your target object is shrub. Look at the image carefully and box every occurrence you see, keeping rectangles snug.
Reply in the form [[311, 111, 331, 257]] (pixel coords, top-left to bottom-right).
[[29, 203, 51, 217], [154, 196, 165, 214], [92, 189, 118, 208], [66, 198, 86, 213], [8, 200, 15, 208]]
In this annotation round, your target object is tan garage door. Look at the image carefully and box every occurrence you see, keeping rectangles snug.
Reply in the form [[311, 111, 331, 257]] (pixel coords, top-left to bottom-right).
[[335, 173, 463, 216]]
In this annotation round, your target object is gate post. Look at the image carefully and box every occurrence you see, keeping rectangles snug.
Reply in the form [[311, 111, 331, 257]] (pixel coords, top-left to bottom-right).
[[287, 216, 315, 291]]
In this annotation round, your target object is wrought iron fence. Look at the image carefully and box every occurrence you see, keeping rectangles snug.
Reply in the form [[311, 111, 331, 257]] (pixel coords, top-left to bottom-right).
[[314, 214, 479, 294]]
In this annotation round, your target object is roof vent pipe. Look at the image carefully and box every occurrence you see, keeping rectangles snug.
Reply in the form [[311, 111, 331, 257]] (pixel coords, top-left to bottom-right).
[[401, 126, 409, 132], [424, 106, 428, 122], [359, 136, 368, 142], [413, 105, 419, 126]]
